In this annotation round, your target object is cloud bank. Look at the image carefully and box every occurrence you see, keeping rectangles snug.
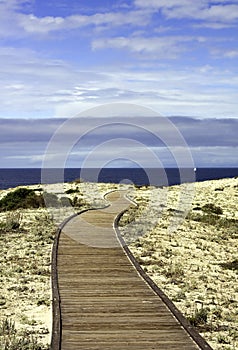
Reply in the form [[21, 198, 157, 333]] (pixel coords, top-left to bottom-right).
[[0, 116, 237, 168]]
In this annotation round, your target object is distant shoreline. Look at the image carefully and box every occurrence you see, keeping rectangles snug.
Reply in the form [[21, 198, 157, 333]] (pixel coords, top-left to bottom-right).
[[0, 167, 238, 190]]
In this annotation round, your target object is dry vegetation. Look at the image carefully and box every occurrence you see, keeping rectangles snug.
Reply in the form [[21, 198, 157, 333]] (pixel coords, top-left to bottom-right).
[[0, 178, 237, 350], [120, 177, 238, 350], [0, 209, 54, 349]]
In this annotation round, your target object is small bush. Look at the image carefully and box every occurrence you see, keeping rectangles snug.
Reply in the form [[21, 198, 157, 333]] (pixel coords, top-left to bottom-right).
[[0, 318, 49, 350], [0, 188, 44, 211], [70, 196, 87, 208], [0, 318, 16, 337], [188, 211, 238, 238], [0, 212, 22, 233], [217, 334, 230, 344], [188, 308, 208, 327], [220, 259, 238, 271], [202, 203, 223, 215], [118, 205, 137, 227], [65, 188, 79, 194], [165, 264, 185, 284], [189, 212, 218, 226]]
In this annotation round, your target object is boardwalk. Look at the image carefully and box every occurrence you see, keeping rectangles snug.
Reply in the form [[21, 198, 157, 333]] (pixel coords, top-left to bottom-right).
[[51, 191, 212, 350]]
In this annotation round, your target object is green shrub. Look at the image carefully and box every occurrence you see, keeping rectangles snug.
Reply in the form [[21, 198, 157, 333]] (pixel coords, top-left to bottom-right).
[[188, 308, 208, 327], [70, 196, 87, 208], [0, 188, 44, 212], [202, 203, 223, 215], [118, 204, 137, 226], [1, 333, 47, 350], [65, 188, 79, 194], [188, 211, 238, 237], [189, 212, 218, 225], [220, 259, 238, 271], [165, 264, 185, 284]]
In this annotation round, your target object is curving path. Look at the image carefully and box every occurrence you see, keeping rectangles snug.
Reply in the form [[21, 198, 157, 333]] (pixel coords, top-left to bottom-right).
[[51, 190, 213, 350]]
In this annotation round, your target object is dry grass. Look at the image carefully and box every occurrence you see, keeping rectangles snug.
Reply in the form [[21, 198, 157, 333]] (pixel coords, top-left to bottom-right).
[[0, 208, 54, 349], [120, 177, 238, 350]]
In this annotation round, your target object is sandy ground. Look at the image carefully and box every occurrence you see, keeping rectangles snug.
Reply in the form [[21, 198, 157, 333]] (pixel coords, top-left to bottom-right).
[[120, 177, 238, 350], [0, 208, 54, 347], [0, 177, 237, 349]]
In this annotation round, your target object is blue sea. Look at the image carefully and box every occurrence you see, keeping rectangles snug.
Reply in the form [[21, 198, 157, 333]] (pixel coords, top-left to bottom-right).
[[0, 168, 237, 190]]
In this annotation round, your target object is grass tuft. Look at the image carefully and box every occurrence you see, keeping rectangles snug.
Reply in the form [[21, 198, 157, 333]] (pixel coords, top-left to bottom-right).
[[0, 318, 49, 350]]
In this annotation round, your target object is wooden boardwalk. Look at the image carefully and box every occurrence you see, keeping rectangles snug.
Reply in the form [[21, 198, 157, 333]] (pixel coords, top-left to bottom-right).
[[51, 191, 213, 350]]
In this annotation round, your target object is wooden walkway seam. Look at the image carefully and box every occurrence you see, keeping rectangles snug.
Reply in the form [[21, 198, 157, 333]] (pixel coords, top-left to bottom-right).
[[50, 190, 213, 350]]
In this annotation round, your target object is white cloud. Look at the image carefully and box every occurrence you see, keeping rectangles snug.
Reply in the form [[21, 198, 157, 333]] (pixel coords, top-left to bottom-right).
[[0, 6, 151, 37], [0, 42, 237, 119], [191, 146, 238, 167], [224, 50, 238, 58], [135, 0, 238, 25], [193, 22, 237, 29], [210, 46, 238, 59], [203, 4, 238, 22], [0, 0, 33, 38], [92, 35, 194, 58], [0, 46, 110, 117], [135, 0, 194, 8], [0, 0, 31, 11]]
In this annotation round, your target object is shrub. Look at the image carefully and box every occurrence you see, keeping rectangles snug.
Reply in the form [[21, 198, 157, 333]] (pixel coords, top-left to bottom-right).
[[0, 212, 22, 233], [118, 205, 137, 226], [70, 196, 87, 208], [202, 203, 223, 215], [0, 188, 44, 211], [188, 308, 208, 327], [220, 259, 238, 271], [0, 317, 49, 349], [0, 318, 16, 337], [189, 212, 218, 226], [188, 212, 238, 237], [65, 188, 79, 194], [165, 264, 185, 284]]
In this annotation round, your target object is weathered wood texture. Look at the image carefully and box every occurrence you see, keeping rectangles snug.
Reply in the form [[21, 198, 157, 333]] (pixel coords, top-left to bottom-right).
[[51, 191, 213, 350]]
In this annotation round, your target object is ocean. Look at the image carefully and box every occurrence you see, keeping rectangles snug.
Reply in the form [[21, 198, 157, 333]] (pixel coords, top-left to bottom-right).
[[0, 168, 237, 190]]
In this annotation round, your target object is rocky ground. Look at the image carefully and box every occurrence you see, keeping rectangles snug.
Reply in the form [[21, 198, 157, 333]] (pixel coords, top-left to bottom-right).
[[0, 177, 237, 350]]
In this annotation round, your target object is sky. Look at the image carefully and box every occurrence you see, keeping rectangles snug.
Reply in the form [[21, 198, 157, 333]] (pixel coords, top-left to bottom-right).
[[0, 0, 238, 168]]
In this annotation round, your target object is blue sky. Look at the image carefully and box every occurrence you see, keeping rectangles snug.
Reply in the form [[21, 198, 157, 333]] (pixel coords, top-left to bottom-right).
[[0, 0, 237, 168]]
